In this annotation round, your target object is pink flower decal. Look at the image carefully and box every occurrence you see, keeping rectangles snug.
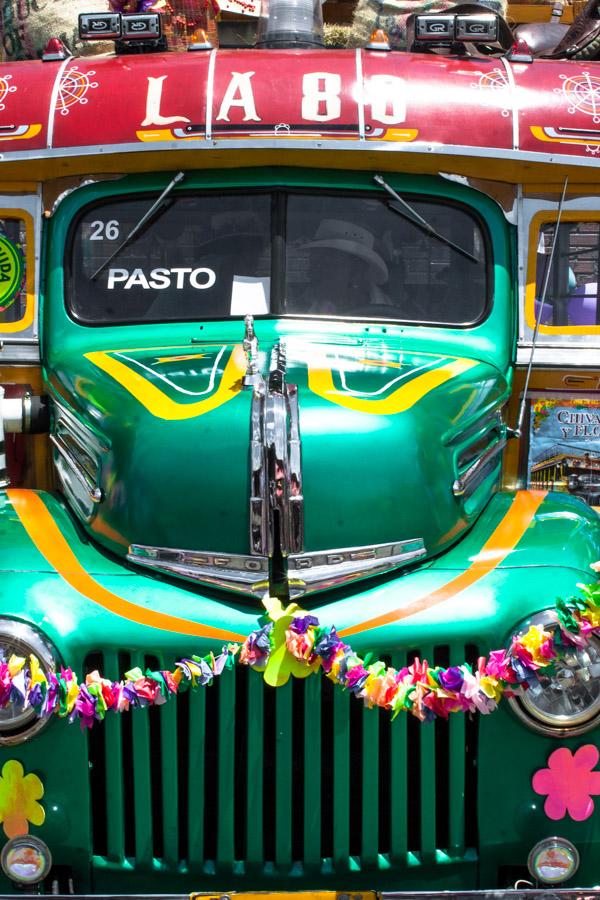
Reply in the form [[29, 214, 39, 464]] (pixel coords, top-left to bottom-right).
[[532, 745, 600, 821]]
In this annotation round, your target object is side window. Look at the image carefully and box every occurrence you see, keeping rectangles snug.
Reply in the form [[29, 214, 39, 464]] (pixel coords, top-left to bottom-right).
[[0, 211, 34, 335], [526, 214, 600, 335]]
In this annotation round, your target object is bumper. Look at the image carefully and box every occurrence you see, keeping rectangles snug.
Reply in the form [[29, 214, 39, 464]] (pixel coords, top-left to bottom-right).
[[3, 892, 599, 900]]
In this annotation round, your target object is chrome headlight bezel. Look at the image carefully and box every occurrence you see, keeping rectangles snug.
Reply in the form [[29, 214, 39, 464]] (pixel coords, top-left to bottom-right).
[[509, 610, 600, 737], [0, 620, 57, 746]]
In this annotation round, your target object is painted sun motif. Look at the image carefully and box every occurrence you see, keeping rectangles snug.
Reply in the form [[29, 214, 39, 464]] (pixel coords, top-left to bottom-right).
[[57, 67, 99, 117], [471, 68, 511, 117], [0, 74, 17, 112], [558, 71, 600, 123], [0, 760, 45, 839]]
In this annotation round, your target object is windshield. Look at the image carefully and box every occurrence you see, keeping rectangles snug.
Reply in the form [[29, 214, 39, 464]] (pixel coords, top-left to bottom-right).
[[68, 190, 489, 326]]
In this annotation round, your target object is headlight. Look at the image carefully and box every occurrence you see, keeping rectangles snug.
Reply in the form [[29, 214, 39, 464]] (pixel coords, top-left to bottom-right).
[[0, 620, 57, 746], [509, 611, 600, 736]]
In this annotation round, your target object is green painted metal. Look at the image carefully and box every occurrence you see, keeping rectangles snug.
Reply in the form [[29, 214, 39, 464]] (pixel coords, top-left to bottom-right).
[[390, 652, 408, 864], [159, 698, 179, 869], [103, 650, 125, 865], [187, 687, 206, 870], [448, 647, 466, 858], [361, 702, 379, 867], [275, 682, 293, 869], [303, 675, 321, 870], [217, 670, 236, 869]]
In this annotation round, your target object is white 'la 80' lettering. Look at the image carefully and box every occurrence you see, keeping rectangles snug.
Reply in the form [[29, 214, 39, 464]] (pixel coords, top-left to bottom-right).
[[301, 72, 341, 122], [107, 267, 216, 290]]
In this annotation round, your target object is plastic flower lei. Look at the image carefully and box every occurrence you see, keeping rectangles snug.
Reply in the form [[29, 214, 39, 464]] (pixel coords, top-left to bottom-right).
[[0, 568, 599, 729]]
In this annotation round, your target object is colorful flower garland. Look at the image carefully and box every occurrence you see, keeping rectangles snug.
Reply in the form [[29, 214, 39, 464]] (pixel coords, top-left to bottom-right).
[[1, 569, 599, 729]]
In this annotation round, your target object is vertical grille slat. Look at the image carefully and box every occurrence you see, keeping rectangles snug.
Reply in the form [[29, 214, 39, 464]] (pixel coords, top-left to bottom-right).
[[449, 647, 467, 857], [160, 697, 179, 867], [217, 669, 236, 869], [187, 688, 206, 869], [303, 675, 321, 868], [390, 651, 408, 863], [362, 704, 379, 866], [275, 682, 293, 869], [419, 644, 436, 864], [130, 652, 154, 868], [102, 650, 125, 864], [332, 688, 350, 871], [246, 669, 264, 864]]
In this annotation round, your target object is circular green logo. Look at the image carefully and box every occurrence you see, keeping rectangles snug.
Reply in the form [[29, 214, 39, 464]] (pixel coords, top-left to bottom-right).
[[0, 234, 24, 313]]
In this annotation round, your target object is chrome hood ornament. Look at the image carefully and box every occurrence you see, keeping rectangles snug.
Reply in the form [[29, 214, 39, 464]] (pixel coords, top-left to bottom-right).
[[128, 327, 426, 598], [242, 314, 264, 390]]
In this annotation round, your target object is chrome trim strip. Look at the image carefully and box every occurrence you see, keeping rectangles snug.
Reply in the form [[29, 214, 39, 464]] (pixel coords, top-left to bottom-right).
[[499, 56, 519, 152], [288, 538, 426, 597], [452, 437, 506, 498], [355, 48, 366, 141], [127, 544, 269, 595], [286, 380, 303, 554], [49, 433, 103, 503], [5, 138, 600, 172], [47, 57, 71, 149], [264, 342, 304, 556], [249, 384, 268, 555], [205, 47, 217, 142]]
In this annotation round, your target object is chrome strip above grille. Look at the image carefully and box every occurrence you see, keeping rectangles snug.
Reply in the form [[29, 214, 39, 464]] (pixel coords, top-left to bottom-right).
[[126, 545, 269, 595], [288, 539, 426, 597]]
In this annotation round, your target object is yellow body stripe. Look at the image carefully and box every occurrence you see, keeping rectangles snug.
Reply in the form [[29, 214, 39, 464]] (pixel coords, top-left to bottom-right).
[[341, 490, 547, 637], [308, 357, 477, 415], [8, 489, 245, 642], [84, 345, 246, 420]]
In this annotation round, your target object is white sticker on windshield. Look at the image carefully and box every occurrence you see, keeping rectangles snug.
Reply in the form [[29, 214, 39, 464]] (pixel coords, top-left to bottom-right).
[[230, 275, 270, 316]]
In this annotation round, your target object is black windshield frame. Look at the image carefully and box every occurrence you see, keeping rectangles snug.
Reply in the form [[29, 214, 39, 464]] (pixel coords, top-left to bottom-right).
[[65, 186, 493, 329]]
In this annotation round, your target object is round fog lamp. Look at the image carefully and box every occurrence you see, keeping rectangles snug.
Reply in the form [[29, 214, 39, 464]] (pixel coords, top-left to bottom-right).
[[528, 837, 579, 884], [1, 835, 52, 885]]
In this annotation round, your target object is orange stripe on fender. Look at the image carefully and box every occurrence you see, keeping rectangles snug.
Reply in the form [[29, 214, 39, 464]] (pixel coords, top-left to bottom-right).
[[7, 490, 245, 642], [340, 490, 547, 638]]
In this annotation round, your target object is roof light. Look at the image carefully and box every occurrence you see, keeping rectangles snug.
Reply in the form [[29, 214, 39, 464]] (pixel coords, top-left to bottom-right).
[[366, 27, 391, 50], [78, 12, 122, 41], [188, 27, 213, 50], [41, 37, 70, 61], [413, 12, 501, 47], [121, 12, 162, 41], [507, 36, 534, 62], [256, 0, 324, 48], [414, 14, 455, 42], [455, 13, 498, 42]]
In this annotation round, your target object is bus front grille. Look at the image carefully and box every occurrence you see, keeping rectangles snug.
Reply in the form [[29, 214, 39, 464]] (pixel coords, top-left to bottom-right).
[[86, 645, 478, 881]]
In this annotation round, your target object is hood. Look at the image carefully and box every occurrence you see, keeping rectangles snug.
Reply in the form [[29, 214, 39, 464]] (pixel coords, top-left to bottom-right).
[[49, 333, 509, 597]]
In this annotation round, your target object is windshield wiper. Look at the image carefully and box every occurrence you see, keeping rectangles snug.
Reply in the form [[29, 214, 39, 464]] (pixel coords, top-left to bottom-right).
[[374, 174, 479, 264], [91, 171, 185, 281]]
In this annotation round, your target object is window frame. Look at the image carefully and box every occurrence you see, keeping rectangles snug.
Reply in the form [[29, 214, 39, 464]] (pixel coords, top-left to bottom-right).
[[64, 186, 493, 330], [0, 207, 35, 335], [525, 209, 600, 338]]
